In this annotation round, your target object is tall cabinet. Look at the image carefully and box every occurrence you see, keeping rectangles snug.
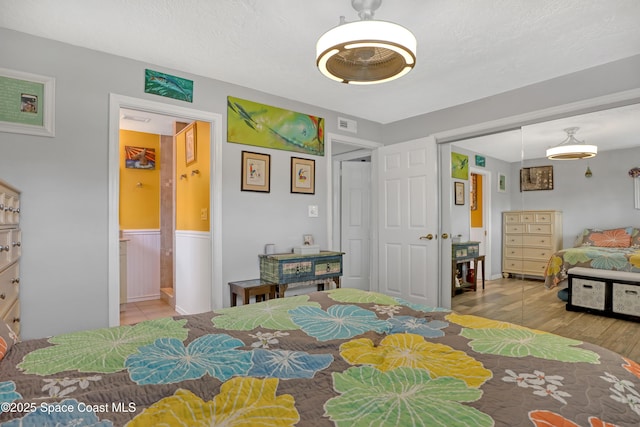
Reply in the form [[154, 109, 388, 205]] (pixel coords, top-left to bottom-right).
[[0, 180, 21, 337], [502, 210, 562, 279]]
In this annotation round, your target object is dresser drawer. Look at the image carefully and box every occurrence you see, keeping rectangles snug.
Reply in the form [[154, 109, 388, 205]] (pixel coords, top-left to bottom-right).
[[534, 212, 553, 223], [504, 213, 521, 224], [504, 247, 554, 261], [505, 224, 525, 234], [314, 257, 342, 277], [0, 262, 19, 318], [527, 223, 552, 234], [2, 299, 20, 337], [522, 235, 553, 247]]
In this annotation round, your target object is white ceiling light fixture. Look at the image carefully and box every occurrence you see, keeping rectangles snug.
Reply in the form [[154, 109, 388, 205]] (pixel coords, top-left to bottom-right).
[[546, 127, 597, 160], [316, 0, 417, 85]]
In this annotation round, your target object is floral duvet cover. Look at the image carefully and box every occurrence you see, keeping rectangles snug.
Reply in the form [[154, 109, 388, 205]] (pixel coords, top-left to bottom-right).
[[1, 288, 640, 426], [544, 246, 640, 289]]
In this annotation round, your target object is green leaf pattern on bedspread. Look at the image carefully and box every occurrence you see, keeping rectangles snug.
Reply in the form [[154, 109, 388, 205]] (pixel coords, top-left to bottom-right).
[[18, 317, 188, 375], [324, 366, 492, 427], [460, 328, 600, 363], [3, 288, 640, 426], [212, 295, 320, 330]]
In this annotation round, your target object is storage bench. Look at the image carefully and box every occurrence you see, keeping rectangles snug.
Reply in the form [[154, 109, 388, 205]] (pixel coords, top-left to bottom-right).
[[566, 267, 640, 322]]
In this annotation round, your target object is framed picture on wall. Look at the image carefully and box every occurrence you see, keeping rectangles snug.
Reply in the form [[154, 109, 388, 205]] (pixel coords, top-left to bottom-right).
[[454, 181, 465, 205], [520, 165, 553, 191], [241, 151, 270, 193], [185, 125, 197, 166], [498, 173, 506, 193], [291, 157, 315, 194]]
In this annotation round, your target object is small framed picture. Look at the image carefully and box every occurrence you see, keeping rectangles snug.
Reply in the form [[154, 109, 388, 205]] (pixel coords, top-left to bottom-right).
[[498, 173, 507, 193], [454, 181, 465, 205], [303, 234, 314, 246], [241, 151, 270, 192], [291, 157, 315, 194], [185, 125, 197, 166]]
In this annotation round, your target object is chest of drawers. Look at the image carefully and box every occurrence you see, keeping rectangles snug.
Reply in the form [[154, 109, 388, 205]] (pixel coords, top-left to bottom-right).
[[0, 180, 21, 337], [502, 210, 562, 279]]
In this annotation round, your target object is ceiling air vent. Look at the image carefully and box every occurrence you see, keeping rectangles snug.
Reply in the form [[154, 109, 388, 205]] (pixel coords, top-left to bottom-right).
[[338, 117, 357, 134]]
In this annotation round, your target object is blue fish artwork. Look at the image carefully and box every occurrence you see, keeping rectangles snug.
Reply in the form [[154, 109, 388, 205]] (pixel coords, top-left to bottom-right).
[[145, 69, 193, 102]]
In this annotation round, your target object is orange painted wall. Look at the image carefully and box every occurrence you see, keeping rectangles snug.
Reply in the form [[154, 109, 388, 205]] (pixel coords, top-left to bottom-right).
[[471, 174, 483, 227], [176, 121, 210, 232], [119, 130, 160, 229]]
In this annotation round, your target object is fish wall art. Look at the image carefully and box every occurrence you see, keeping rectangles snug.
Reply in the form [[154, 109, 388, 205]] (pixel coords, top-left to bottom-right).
[[144, 69, 193, 102], [227, 96, 324, 156]]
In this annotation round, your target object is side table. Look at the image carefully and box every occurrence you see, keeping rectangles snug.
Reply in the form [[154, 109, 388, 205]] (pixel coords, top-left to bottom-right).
[[228, 279, 277, 307]]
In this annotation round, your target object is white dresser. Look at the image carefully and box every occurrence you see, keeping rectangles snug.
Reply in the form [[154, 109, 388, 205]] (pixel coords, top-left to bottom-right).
[[502, 210, 562, 279], [0, 180, 21, 337]]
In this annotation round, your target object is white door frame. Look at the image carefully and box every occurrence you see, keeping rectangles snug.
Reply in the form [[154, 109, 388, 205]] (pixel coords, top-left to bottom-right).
[[469, 166, 492, 280], [326, 132, 382, 249], [108, 94, 223, 326]]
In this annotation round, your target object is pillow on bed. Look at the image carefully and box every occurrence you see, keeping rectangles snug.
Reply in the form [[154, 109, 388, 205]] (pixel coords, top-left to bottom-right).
[[577, 227, 633, 248], [0, 320, 18, 362]]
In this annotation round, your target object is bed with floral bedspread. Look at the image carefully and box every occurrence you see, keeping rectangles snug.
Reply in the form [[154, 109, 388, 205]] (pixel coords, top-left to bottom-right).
[[544, 226, 640, 289], [1, 288, 640, 426]]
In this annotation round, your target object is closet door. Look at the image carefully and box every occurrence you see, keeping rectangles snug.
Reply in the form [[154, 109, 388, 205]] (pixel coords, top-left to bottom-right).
[[377, 136, 438, 306]]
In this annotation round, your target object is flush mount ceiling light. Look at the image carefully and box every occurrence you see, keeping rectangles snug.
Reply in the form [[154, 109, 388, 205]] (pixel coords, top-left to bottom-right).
[[546, 127, 597, 160], [316, 0, 417, 85]]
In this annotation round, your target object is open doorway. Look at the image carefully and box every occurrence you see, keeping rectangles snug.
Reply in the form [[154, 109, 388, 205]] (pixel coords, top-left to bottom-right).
[[108, 94, 223, 327], [118, 108, 189, 324], [327, 133, 382, 291]]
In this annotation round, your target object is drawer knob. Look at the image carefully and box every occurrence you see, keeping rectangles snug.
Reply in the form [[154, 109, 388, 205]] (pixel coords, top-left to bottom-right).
[[12, 241, 20, 247], [0, 293, 5, 299], [326, 263, 331, 272], [11, 278, 20, 284], [13, 317, 19, 324]]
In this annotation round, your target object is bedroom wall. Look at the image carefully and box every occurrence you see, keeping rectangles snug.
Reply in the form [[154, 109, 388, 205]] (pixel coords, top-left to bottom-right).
[[518, 146, 640, 248], [0, 28, 383, 339], [1, 28, 639, 339]]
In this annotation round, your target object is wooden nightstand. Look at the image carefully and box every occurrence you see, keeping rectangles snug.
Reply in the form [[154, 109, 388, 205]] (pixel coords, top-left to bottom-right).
[[228, 279, 277, 307]]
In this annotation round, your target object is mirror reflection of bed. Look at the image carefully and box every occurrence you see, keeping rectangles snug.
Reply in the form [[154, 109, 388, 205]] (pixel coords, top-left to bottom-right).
[[448, 102, 640, 360]]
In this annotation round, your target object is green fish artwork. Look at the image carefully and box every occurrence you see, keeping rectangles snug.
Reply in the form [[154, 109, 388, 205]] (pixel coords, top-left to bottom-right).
[[144, 69, 193, 102], [451, 152, 469, 180], [227, 96, 324, 156]]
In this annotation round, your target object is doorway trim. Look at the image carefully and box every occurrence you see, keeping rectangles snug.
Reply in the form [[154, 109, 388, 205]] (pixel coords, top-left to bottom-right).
[[108, 94, 223, 327], [326, 132, 382, 251], [469, 166, 492, 280]]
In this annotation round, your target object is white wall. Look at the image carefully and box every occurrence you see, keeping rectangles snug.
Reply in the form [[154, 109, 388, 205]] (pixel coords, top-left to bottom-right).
[[0, 29, 382, 339], [1, 28, 638, 339], [519, 147, 640, 248]]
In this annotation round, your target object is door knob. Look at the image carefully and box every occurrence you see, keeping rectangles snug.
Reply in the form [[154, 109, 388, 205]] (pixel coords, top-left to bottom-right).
[[419, 234, 434, 240], [441, 233, 449, 239]]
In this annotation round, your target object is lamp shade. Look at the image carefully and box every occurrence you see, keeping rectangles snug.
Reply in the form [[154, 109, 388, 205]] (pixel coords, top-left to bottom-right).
[[316, 20, 416, 84], [546, 127, 597, 160]]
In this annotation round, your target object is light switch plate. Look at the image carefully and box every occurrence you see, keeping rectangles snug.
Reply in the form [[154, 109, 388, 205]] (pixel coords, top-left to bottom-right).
[[201, 208, 208, 220], [308, 205, 318, 217]]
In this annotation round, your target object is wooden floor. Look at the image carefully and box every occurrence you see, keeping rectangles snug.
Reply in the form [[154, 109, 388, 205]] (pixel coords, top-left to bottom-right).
[[453, 277, 640, 362], [120, 299, 178, 325]]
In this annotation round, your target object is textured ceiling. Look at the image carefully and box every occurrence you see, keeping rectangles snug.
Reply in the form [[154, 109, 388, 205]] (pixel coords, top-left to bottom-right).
[[1, 0, 640, 124]]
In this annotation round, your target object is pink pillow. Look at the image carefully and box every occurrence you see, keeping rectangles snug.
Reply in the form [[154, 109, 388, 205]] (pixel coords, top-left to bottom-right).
[[580, 228, 632, 248]]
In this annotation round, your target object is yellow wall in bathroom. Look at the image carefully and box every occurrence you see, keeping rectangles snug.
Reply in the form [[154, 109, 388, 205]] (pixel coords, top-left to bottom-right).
[[119, 130, 160, 229], [176, 121, 210, 232], [470, 174, 483, 227]]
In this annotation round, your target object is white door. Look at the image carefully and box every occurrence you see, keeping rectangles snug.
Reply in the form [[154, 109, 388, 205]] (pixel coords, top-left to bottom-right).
[[341, 161, 371, 290], [377, 137, 439, 306]]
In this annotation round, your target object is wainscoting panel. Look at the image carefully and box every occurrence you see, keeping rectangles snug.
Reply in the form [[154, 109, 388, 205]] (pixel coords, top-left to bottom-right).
[[175, 230, 211, 315], [122, 230, 161, 302]]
